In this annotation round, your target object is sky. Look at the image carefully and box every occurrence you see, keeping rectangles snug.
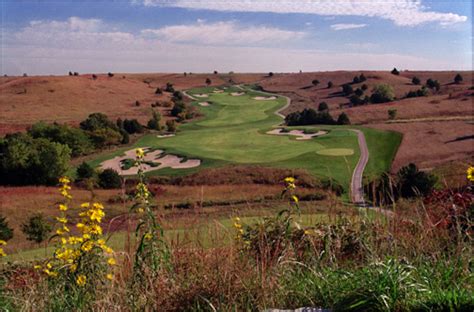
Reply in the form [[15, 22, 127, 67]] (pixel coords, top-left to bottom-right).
[[1, 0, 472, 75]]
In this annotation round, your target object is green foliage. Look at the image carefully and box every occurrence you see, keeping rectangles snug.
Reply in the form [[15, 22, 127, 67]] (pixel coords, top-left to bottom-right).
[[120, 129, 130, 144], [147, 110, 162, 130], [406, 87, 428, 98], [205, 78, 211, 86], [80, 113, 117, 132], [21, 213, 52, 244], [164, 82, 174, 93], [123, 119, 144, 134], [391, 67, 400, 75], [0, 215, 13, 241], [354, 87, 364, 97], [388, 109, 397, 120], [361, 84, 368, 91], [171, 101, 186, 117], [312, 79, 320, 86], [327, 81, 334, 88], [397, 163, 437, 198], [98, 169, 122, 189], [285, 108, 335, 126], [28, 121, 93, 157], [412, 76, 421, 85], [370, 84, 395, 103], [76, 161, 95, 180], [0, 133, 71, 185], [337, 112, 351, 125], [359, 73, 367, 82], [352, 76, 360, 84], [155, 87, 162, 95], [89, 128, 123, 147], [317, 102, 328, 111]]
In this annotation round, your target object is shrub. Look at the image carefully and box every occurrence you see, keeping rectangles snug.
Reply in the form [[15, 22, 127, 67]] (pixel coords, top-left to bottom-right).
[[68, 71, 73, 76], [135, 100, 141, 107], [426, 78, 440, 91], [397, 163, 437, 198], [388, 109, 397, 120], [123, 119, 144, 134], [350, 94, 364, 106], [337, 112, 351, 125], [147, 111, 161, 130], [155, 87, 162, 95], [342, 84, 353, 96], [92, 74, 97, 80], [352, 76, 360, 84], [391, 67, 400, 75], [318, 102, 328, 111], [107, 72, 114, 77], [406, 87, 428, 98], [359, 73, 367, 82], [21, 213, 52, 245], [355, 88, 364, 97], [205, 78, 211, 86], [312, 79, 320, 86], [89, 128, 123, 147], [80, 113, 117, 132], [172, 91, 183, 102], [120, 129, 129, 144], [165, 82, 174, 93], [268, 72, 274, 77], [327, 81, 334, 88], [77, 161, 95, 180], [361, 84, 368, 91], [454, 73, 463, 84], [98, 168, 122, 189], [412, 76, 421, 85], [370, 84, 395, 103], [0, 215, 13, 242], [171, 101, 186, 117], [166, 120, 177, 133], [213, 70, 218, 74]]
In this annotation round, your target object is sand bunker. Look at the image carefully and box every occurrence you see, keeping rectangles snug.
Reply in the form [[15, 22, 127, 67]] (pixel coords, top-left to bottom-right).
[[230, 92, 245, 96], [267, 128, 327, 140], [194, 94, 208, 98], [100, 147, 200, 175], [253, 96, 277, 100], [199, 102, 210, 106], [317, 148, 354, 156], [157, 134, 175, 138], [213, 90, 224, 93]]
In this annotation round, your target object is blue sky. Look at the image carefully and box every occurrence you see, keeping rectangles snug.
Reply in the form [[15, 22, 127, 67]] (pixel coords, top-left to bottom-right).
[[1, 0, 472, 74]]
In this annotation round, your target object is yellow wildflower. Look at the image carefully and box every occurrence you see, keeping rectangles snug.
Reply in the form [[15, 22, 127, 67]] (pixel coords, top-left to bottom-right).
[[43, 269, 58, 277], [69, 264, 77, 272], [59, 176, 70, 184], [56, 217, 68, 224], [292, 195, 299, 204], [284, 177, 295, 184], [467, 166, 474, 182], [76, 275, 87, 287], [0, 249, 6, 257], [144, 233, 153, 240], [89, 224, 103, 235], [80, 202, 90, 209], [137, 207, 144, 213], [233, 222, 242, 229], [0, 240, 6, 245], [106, 273, 114, 280], [61, 237, 67, 245], [136, 148, 145, 158], [107, 258, 116, 266], [58, 204, 68, 211], [34, 265, 42, 270], [81, 241, 94, 252]]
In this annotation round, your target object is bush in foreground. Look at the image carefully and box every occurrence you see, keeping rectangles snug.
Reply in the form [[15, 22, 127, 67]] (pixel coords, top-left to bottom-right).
[[98, 169, 122, 189]]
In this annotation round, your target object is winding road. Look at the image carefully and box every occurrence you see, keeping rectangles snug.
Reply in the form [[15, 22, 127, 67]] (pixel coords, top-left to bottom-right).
[[183, 85, 369, 205]]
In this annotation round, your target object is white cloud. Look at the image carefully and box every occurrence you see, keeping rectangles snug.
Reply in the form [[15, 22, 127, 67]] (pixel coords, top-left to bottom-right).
[[331, 23, 367, 31], [141, 21, 305, 45], [2, 16, 471, 75], [138, 0, 468, 27]]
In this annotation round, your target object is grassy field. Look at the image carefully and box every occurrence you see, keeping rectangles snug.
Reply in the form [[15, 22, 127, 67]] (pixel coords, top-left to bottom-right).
[[89, 86, 401, 191]]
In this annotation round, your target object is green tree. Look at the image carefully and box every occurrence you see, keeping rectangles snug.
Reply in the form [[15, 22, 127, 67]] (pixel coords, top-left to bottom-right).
[[337, 112, 351, 125], [155, 87, 162, 95], [370, 84, 395, 103], [426, 78, 440, 91], [454, 73, 463, 84], [77, 161, 95, 180], [318, 102, 329, 111], [205, 78, 211, 86], [0, 215, 13, 242], [342, 84, 353, 96], [352, 76, 360, 84], [327, 81, 334, 88], [391, 67, 400, 75], [21, 213, 52, 245], [165, 82, 175, 93], [80, 113, 117, 132], [147, 110, 162, 130], [98, 169, 122, 189], [312, 79, 320, 86]]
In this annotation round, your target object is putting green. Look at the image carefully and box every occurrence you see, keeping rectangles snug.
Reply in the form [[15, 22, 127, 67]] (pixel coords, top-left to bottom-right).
[[91, 86, 401, 191], [316, 148, 354, 156]]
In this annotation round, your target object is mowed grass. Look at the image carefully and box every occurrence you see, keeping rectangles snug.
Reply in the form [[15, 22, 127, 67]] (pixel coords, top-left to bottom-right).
[[89, 86, 401, 190]]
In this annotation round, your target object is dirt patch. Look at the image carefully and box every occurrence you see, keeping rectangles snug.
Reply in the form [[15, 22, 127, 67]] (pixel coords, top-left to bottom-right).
[[199, 102, 210, 106], [253, 96, 277, 100], [267, 128, 327, 140], [230, 92, 245, 96], [100, 147, 200, 175]]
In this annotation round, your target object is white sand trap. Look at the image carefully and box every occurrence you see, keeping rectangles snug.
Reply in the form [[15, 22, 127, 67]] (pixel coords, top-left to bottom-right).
[[266, 128, 327, 140], [253, 96, 277, 100], [157, 134, 175, 138], [194, 94, 209, 98], [100, 147, 200, 175], [199, 102, 210, 106], [230, 92, 245, 96], [213, 90, 224, 93]]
